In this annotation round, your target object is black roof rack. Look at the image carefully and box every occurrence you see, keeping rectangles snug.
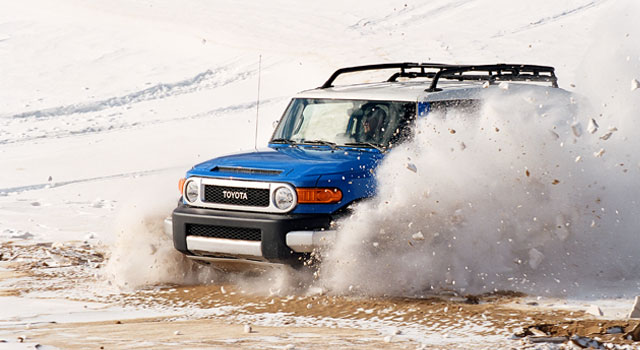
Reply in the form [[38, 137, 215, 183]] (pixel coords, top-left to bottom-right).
[[320, 63, 558, 91]]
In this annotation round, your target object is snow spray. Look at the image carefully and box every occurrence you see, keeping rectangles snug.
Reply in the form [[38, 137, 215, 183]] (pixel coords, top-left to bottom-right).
[[103, 177, 219, 290], [319, 2, 640, 297]]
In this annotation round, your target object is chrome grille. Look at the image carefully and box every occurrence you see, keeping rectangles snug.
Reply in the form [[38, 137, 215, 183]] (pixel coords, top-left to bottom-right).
[[203, 185, 270, 207], [185, 178, 295, 214], [186, 224, 261, 241]]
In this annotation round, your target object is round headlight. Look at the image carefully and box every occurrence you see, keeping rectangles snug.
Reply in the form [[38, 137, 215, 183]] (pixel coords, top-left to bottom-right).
[[184, 180, 199, 203], [273, 186, 294, 210]]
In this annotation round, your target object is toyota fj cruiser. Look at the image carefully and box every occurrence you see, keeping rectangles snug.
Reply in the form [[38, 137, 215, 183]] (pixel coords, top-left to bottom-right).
[[166, 63, 560, 266]]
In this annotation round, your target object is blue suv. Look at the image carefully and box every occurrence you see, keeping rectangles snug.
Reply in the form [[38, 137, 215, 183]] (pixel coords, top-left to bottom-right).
[[166, 63, 559, 266]]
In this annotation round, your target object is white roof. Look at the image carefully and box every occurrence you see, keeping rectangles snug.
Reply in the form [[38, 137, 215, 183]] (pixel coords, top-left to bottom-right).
[[295, 80, 565, 102]]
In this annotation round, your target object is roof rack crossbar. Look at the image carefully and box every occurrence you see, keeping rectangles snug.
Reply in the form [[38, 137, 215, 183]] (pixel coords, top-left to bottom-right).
[[320, 62, 454, 89], [426, 64, 558, 91], [387, 71, 439, 82], [320, 62, 558, 90]]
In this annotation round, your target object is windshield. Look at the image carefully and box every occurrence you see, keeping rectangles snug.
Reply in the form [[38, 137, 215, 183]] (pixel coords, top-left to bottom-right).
[[271, 98, 416, 149]]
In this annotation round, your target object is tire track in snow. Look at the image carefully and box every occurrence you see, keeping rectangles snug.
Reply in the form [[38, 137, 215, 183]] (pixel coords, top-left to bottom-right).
[[5, 67, 255, 120], [492, 1, 604, 37], [0, 97, 283, 145], [349, 0, 476, 33], [0, 166, 183, 196]]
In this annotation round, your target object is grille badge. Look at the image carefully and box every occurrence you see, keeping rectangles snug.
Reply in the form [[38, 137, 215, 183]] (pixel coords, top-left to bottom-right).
[[223, 190, 248, 200]]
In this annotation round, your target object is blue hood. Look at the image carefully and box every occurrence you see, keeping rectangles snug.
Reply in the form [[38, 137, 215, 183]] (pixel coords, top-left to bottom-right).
[[188, 145, 383, 187]]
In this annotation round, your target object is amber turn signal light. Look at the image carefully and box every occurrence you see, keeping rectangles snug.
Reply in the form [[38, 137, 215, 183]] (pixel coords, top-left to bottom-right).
[[178, 178, 186, 195], [296, 188, 342, 204]]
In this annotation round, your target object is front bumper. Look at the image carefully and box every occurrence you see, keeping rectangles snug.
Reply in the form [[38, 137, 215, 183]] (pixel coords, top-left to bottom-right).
[[170, 203, 334, 264]]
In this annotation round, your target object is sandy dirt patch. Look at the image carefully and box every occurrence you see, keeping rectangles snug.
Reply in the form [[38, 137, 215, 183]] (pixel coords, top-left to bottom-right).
[[1, 241, 639, 349]]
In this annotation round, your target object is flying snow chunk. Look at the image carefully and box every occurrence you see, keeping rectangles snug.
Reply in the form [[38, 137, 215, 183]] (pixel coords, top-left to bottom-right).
[[632, 79, 640, 91], [412, 232, 425, 241], [528, 248, 544, 269], [405, 163, 417, 173], [600, 131, 613, 140], [571, 122, 582, 137], [587, 118, 599, 134], [482, 81, 490, 89], [499, 82, 509, 90], [594, 148, 605, 158]]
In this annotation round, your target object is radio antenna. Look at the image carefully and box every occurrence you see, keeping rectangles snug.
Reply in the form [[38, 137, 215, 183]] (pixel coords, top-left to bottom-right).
[[253, 55, 262, 151]]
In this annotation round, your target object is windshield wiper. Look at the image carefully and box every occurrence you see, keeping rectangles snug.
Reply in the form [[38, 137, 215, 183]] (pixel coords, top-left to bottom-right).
[[270, 138, 298, 147], [301, 140, 338, 150], [342, 142, 385, 152]]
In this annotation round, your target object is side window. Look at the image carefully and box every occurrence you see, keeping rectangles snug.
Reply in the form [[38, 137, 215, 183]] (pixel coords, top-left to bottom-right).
[[388, 103, 416, 148], [348, 101, 417, 148], [355, 103, 390, 143], [429, 99, 481, 115]]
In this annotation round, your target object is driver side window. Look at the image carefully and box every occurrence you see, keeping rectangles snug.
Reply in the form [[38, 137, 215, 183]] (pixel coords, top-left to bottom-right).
[[349, 103, 390, 144]]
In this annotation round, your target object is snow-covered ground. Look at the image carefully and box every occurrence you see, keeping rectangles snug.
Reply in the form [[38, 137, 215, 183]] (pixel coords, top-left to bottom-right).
[[1, 0, 640, 348]]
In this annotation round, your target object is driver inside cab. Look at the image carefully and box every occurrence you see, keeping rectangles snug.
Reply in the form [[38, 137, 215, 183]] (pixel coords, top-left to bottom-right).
[[359, 105, 387, 144]]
